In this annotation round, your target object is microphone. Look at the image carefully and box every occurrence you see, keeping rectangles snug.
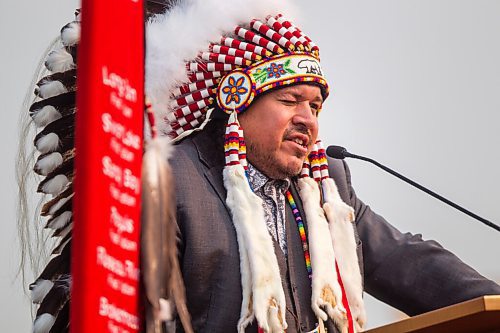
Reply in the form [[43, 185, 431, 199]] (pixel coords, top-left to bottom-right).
[[326, 145, 500, 233]]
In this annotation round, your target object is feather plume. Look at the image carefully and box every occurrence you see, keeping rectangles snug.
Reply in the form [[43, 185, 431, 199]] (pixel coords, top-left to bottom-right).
[[34, 116, 75, 154], [34, 276, 71, 333], [31, 280, 55, 304], [36, 69, 77, 91], [45, 194, 72, 217], [38, 175, 69, 195], [35, 133, 60, 154], [30, 92, 76, 118], [41, 187, 73, 216], [75, 9, 81, 22], [35, 153, 63, 176], [25, 19, 78, 333], [46, 211, 72, 230], [61, 22, 81, 47], [33, 313, 56, 333], [36, 80, 68, 99], [45, 48, 75, 73], [141, 137, 193, 333], [31, 244, 70, 283], [53, 223, 72, 238], [48, 302, 70, 333], [38, 150, 74, 180], [31, 106, 62, 127], [52, 234, 71, 255]]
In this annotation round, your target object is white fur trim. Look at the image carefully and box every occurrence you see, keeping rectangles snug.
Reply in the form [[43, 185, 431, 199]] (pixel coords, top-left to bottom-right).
[[322, 178, 366, 332], [47, 211, 72, 230], [297, 178, 347, 330], [37, 80, 68, 99], [31, 105, 62, 127], [61, 22, 81, 47], [35, 152, 63, 176], [45, 48, 75, 73], [31, 280, 54, 304], [33, 313, 56, 333], [41, 175, 69, 195], [35, 133, 60, 154], [146, 0, 294, 135], [223, 164, 287, 332]]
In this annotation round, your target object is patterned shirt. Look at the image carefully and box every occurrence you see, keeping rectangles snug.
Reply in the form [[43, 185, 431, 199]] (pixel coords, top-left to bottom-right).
[[247, 164, 291, 255]]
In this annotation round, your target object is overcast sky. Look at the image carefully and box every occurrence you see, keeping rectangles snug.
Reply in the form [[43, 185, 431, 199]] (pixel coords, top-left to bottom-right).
[[1, 0, 499, 331]]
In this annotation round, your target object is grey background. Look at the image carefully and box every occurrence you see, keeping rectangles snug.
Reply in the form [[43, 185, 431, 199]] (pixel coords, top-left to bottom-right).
[[1, 0, 499, 331]]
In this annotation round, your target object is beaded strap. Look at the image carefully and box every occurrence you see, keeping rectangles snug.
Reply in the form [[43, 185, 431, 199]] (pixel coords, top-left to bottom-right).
[[286, 190, 312, 278], [286, 189, 355, 333]]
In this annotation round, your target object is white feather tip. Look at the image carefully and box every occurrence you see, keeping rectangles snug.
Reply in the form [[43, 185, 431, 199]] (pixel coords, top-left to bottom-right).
[[33, 313, 56, 333], [37, 80, 67, 99], [47, 211, 72, 230], [35, 152, 63, 176], [35, 133, 60, 154], [31, 106, 62, 127], [31, 280, 54, 304], [41, 175, 69, 195], [61, 22, 81, 47], [45, 48, 75, 73]]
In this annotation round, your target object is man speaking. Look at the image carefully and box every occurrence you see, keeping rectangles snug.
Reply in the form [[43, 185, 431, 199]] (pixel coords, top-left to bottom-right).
[[144, 0, 500, 332]]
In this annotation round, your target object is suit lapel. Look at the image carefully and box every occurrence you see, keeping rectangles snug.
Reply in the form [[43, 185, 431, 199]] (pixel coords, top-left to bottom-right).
[[286, 181, 320, 331], [191, 120, 229, 210]]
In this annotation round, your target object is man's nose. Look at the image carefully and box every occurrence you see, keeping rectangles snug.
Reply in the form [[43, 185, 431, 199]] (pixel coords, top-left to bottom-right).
[[293, 102, 317, 130]]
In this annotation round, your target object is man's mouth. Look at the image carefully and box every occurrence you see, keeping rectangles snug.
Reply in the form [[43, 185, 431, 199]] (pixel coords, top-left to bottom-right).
[[284, 133, 310, 152], [283, 126, 312, 154], [292, 137, 307, 148]]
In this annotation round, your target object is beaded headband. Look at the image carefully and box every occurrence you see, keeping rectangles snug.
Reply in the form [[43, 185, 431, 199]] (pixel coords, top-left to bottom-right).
[[216, 52, 327, 114]]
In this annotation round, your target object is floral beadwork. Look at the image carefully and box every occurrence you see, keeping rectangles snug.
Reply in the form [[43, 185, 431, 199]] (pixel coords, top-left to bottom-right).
[[267, 63, 285, 79], [252, 58, 296, 84], [221, 76, 248, 104]]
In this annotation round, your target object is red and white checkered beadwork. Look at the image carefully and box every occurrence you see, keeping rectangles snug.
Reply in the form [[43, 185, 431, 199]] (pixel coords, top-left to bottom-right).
[[316, 140, 330, 180], [299, 140, 330, 181], [221, 37, 272, 58], [250, 19, 295, 51]]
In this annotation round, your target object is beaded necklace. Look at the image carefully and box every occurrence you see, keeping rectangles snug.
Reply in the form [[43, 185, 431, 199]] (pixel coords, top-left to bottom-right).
[[285, 189, 355, 333], [285, 190, 312, 278]]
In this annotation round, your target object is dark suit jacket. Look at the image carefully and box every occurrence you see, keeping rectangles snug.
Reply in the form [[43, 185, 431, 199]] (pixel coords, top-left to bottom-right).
[[170, 120, 500, 332]]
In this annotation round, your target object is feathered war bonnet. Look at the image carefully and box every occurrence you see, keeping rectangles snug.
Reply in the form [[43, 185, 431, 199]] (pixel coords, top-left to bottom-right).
[[146, 0, 366, 332]]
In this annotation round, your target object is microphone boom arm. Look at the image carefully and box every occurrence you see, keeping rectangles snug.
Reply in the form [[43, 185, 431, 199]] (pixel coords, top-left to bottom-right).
[[343, 150, 500, 233]]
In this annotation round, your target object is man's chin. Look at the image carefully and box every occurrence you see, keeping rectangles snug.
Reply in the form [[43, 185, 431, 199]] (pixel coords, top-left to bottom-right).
[[275, 158, 304, 179], [246, 147, 306, 179]]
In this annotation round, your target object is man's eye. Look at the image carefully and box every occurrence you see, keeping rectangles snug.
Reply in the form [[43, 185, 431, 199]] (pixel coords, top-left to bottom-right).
[[310, 103, 321, 115], [280, 99, 296, 105]]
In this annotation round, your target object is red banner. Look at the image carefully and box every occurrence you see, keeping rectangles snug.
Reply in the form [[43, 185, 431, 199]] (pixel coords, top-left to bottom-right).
[[72, 1, 144, 332]]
